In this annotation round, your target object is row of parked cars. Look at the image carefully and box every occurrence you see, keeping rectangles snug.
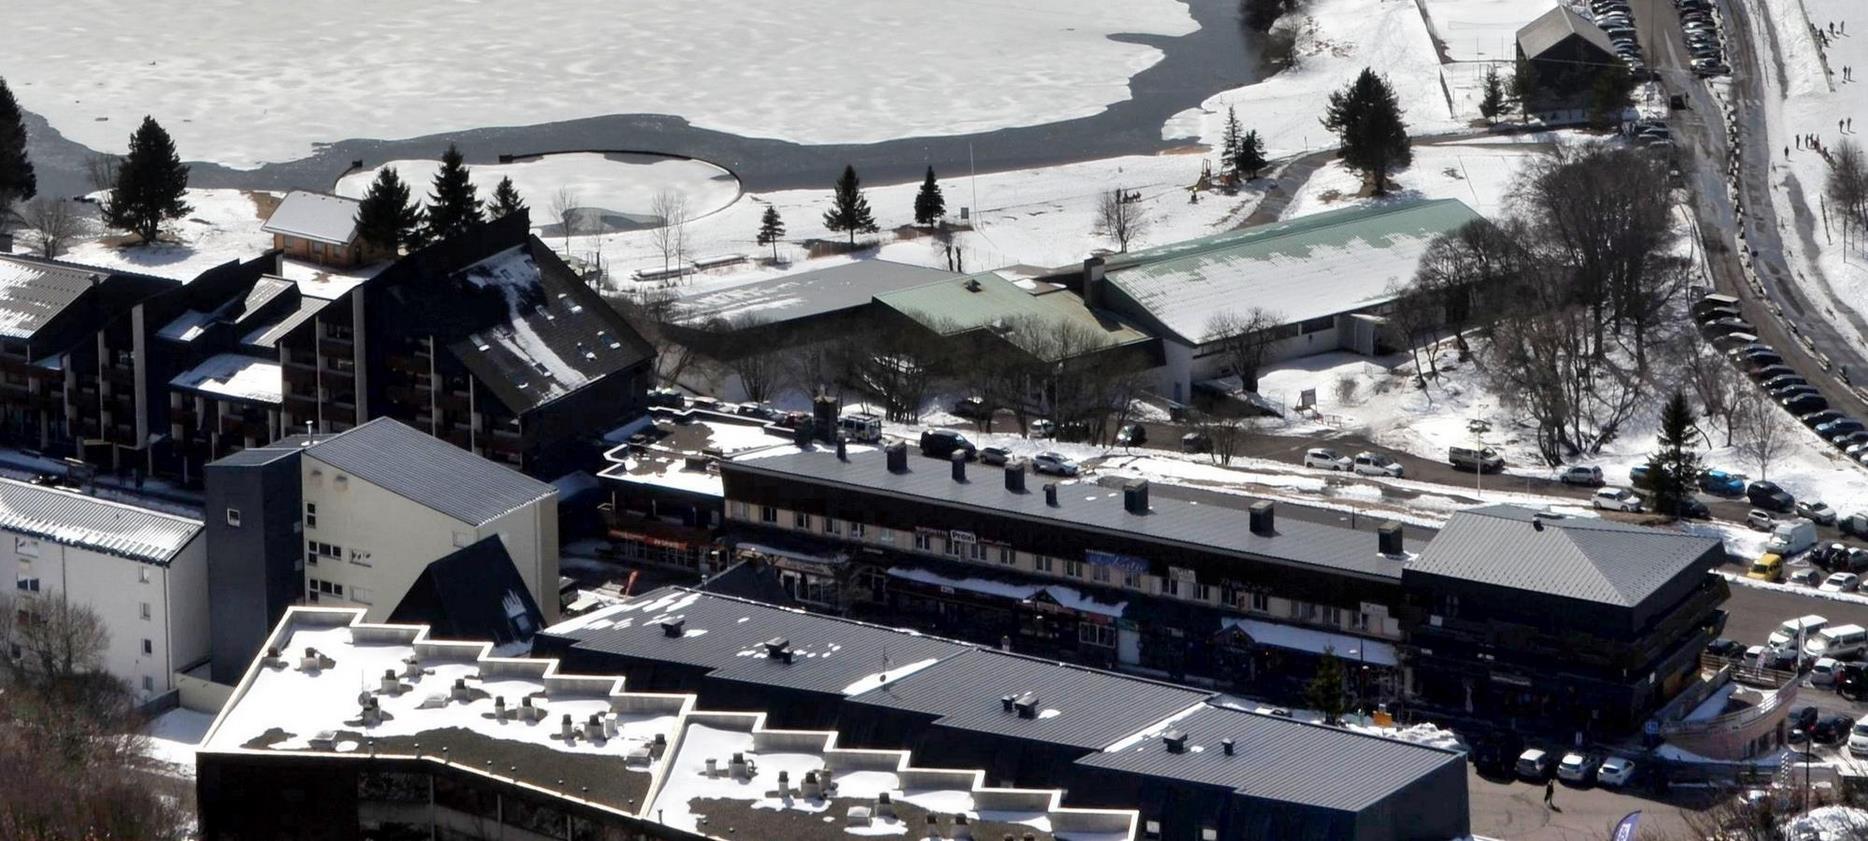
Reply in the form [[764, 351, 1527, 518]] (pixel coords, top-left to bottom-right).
[[1674, 0, 1729, 77], [1699, 295, 1868, 461], [1303, 447, 1406, 477], [1589, 0, 1647, 76]]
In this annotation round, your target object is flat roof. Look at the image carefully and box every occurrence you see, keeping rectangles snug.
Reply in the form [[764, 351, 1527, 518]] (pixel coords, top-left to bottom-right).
[[1104, 200, 1482, 345], [1077, 702, 1464, 812], [876, 271, 1151, 360], [168, 352, 283, 404], [722, 448, 1414, 581], [262, 190, 362, 246], [673, 260, 955, 327], [0, 477, 202, 564]]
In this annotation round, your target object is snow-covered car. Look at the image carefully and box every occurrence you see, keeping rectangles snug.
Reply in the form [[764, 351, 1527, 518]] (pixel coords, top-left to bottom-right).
[[1592, 487, 1643, 512], [1559, 465, 1604, 486], [1030, 452, 1080, 477], [1822, 573, 1861, 593], [1596, 757, 1636, 787], [979, 446, 1011, 466], [1798, 501, 1840, 526], [1303, 448, 1351, 471], [1352, 452, 1404, 478], [1848, 717, 1868, 757], [1556, 752, 1596, 783]]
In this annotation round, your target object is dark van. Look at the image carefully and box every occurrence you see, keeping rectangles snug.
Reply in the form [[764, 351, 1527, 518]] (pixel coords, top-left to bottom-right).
[[919, 429, 978, 460]]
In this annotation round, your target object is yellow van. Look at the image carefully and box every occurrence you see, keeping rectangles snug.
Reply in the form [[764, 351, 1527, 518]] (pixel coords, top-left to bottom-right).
[[1748, 553, 1785, 582]]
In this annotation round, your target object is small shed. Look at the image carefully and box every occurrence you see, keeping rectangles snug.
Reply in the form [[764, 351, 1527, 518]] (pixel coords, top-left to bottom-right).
[[261, 190, 391, 268]]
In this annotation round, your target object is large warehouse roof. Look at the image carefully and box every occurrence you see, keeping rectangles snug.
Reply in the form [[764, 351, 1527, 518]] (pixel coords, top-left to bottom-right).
[[1102, 200, 1481, 345]]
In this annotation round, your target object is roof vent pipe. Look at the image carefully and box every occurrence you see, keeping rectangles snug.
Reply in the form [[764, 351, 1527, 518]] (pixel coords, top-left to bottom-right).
[[886, 442, 909, 474], [951, 451, 967, 482], [1377, 521, 1404, 556], [1248, 501, 1275, 536], [1123, 480, 1150, 514], [836, 437, 848, 461], [1162, 729, 1188, 754], [1005, 461, 1027, 493], [1221, 737, 1235, 756], [1043, 483, 1059, 507]]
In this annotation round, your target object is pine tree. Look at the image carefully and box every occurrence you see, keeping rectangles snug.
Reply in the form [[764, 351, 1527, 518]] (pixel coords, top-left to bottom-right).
[[1645, 390, 1703, 518], [0, 76, 36, 216], [756, 205, 786, 262], [423, 143, 483, 241], [1305, 648, 1349, 725], [488, 176, 526, 220], [1511, 58, 1539, 119], [913, 167, 946, 227], [1588, 64, 1636, 131], [101, 116, 190, 245], [1220, 106, 1245, 179], [1321, 68, 1412, 196], [1479, 65, 1505, 124], [354, 167, 423, 253], [1234, 130, 1268, 180], [822, 164, 878, 247]]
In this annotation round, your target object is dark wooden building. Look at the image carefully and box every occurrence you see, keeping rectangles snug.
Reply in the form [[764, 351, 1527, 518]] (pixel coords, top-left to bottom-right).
[[1516, 6, 1620, 97]]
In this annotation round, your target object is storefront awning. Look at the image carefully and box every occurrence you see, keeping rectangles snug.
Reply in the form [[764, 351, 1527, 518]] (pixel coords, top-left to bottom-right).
[[1221, 617, 1399, 667], [886, 566, 1128, 618]]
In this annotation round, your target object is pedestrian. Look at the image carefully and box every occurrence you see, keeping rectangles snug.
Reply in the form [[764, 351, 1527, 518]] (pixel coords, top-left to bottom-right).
[[1798, 135, 1804, 149], [1544, 779, 1556, 808], [1787, 145, 1792, 159]]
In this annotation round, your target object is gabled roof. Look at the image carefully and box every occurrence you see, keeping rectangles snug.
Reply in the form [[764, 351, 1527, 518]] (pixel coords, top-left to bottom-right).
[[1404, 505, 1722, 607], [300, 417, 555, 525], [261, 190, 361, 247], [388, 535, 543, 645], [1103, 200, 1482, 345], [674, 259, 955, 327], [0, 254, 108, 341], [1517, 5, 1617, 60], [1077, 702, 1463, 812], [0, 477, 202, 564]]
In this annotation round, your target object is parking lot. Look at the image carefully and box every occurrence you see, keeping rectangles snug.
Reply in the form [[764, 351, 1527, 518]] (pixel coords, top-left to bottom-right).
[[1468, 765, 1713, 840]]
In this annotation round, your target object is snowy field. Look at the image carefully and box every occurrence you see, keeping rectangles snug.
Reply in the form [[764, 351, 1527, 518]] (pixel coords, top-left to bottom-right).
[[143, 707, 216, 779], [1420, 0, 1553, 63], [59, 189, 275, 282], [1279, 140, 1546, 219], [1164, 0, 1461, 157], [336, 153, 742, 231], [0, 0, 1195, 167]]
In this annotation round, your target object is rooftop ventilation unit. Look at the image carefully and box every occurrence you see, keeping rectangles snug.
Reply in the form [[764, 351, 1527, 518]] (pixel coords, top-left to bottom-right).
[[1162, 729, 1189, 753], [1013, 692, 1040, 719], [660, 616, 686, 638]]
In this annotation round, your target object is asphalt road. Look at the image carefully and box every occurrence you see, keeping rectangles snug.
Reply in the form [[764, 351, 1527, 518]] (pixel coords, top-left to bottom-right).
[[1468, 764, 1709, 841]]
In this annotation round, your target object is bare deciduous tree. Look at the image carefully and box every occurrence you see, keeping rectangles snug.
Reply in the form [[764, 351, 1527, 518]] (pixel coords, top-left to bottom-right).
[[1204, 307, 1284, 393], [1194, 410, 1258, 466], [22, 197, 81, 258], [710, 314, 790, 404], [1685, 343, 1742, 447], [650, 189, 691, 281], [828, 321, 950, 423], [549, 187, 582, 252], [1733, 385, 1790, 481], [84, 153, 121, 195], [1830, 140, 1868, 238], [1382, 280, 1442, 388], [1095, 188, 1151, 253]]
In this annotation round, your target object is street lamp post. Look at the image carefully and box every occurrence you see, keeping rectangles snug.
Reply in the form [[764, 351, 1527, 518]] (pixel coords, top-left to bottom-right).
[[1467, 419, 1492, 498]]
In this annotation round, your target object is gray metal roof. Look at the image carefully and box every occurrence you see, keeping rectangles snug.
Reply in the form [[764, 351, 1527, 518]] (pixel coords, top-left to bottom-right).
[[723, 449, 1413, 580], [555, 587, 971, 696], [261, 191, 361, 246], [241, 294, 331, 349], [207, 445, 302, 468], [1403, 505, 1722, 607], [0, 478, 202, 564], [0, 254, 105, 340], [673, 259, 955, 327], [1518, 5, 1617, 60], [1076, 702, 1463, 811], [848, 647, 1211, 750], [300, 417, 555, 525]]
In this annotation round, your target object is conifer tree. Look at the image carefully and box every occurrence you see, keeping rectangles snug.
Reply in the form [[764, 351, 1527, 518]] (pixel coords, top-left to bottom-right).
[[0, 76, 35, 217], [423, 143, 483, 241], [822, 165, 878, 247], [102, 116, 190, 244], [1643, 390, 1703, 518], [1478, 65, 1505, 124], [1305, 648, 1349, 725], [354, 167, 423, 253], [488, 176, 526, 220], [1321, 68, 1413, 196], [756, 205, 786, 262], [913, 167, 946, 227], [1220, 106, 1244, 179], [1234, 130, 1268, 180]]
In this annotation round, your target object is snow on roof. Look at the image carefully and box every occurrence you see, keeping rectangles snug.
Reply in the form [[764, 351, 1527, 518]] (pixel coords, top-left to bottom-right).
[[0, 254, 104, 340], [158, 309, 215, 342], [885, 565, 1128, 618], [1218, 616, 1398, 667], [276, 259, 379, 300], [458, 247, 592, 403], [0, 477, 202, 564], [673, 259, 956, 327], [168, 352, 282, 404], [1104, 199, 1483, 345], [261, 190, 362, 246], [1517, 5, 1616, 59]]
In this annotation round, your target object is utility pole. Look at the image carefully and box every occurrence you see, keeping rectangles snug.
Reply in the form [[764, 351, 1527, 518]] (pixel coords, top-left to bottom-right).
[[1467, 418, 1492, 498]]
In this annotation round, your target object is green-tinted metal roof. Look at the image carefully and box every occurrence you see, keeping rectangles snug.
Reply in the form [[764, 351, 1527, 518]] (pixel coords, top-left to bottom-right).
[[1104, 199, 1484, 344], [876, 270, 1152, 360]]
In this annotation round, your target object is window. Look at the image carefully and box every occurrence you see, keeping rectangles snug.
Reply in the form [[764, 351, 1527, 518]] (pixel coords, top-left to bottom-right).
[[1319, 606, 1343, 627], [1078, 623, 1117, 647], [139, 567, 151, 584], [141, 639, 153, 656], [1196, 584, 1214, 602], [1034, 556, 1054, 573], [352, 586, 374, 605], [1123, 572, 1140, 589], [760, 506, 777, 524], [139, 602, 152, 621], [15, 560, 36, 593], [998, 547, 1015, 566], [225, 508, 242, 527], [1165, 577, 1180, 597], [305, 503, 317, 529], [1145, 821, 1161, 839], [913, 532, 932, 552], [306, 539, 320, 567], [848, 522, 865, 539], [310, 578, 344, 598], [793, 511, 810, 530], [1356, 612, 1373, 631], [14, 537, 37, 558], [1065, 560, 1084, 578], [141, 676, 154, 692], [822, 517, 840, 536], [1091, 564, 1111, 582], [730, 501, 748, 520], [1250, 591, 1270, 612], [348, 548, 373, 567]]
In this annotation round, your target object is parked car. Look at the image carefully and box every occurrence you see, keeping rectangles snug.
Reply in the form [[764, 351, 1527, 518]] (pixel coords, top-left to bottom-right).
[[1746, 509, 1777, 531], [1678, 496, 1711, 519], [1784, 393, 1830, 415], [1469, 732, 1524, 776], [1748, 481, 1796, 512], [1801, 409, 1845, 428], [1707, 637, 1744, 658], [1748, 553, 1785, 582], [1769, 615, 1829, 649], [1027, 419, 1056, 438], [1030, 452, 1080, 477], [1516, 749, 1554, 780], [1596, 757, 1637, 787], [919, 429, 978, 460], [1798, 501, 1840, 526], [1813, 658, 1842, 687], [1790, 568, 1824, 587], [979, 446, 1011, 466], [1768, 520, 1818, 556], [951, 396, 989, 420], [1822, 573, 1862, 593], [1556, 752, 1598, 784], [1841, 663, 1868, 700], [1592, 487, 1644, 512], [1806, 624, 1868, 661], [1815, 715, 1853, 745], [1699, 469, 1747, 496], [1304, 448, 1351, 471], [1449, 446, 1504, 472], [1819, 419, 1868, 438], [1560, 465, 1605, 486], [1842, 513, 1868, 537], [1628, 465, 1651, 488], [1849, 717, 1868, 757], [1762, 374, 1809, 391], [734, 402, 781, 421], [1115, 424, 1147, 447], [1352, 452, 1405, 478], [837, 413, 884, 443]]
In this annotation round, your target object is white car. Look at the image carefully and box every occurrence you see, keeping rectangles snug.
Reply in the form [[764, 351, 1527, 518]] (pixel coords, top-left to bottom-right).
[[1352, 452, 1405, 478], [1303, 448, 1351, 471], [1559, 465, 1604, 486], [1812, 657, 1841, 687], [1592, 487, 1644, 512], [1849, 717, 1868, 757], [1028, 419, 1055, 438], [1515, 748, 1551, 780], [1823, 573, 1862, 593], [1030, 452, 1080, 477], [1596, 756, 1636, 787], [1556, 752, 1593, 783]]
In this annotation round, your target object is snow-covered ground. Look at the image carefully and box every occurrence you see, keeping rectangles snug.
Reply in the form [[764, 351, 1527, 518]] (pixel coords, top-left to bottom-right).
[[1164, 0, 1462, 157], [336, 153, 742, 230], [59, 189, 275, 282], [1, 0, 1195, 167], [142, 706, 216, 778], [1280, 140, 1547, 219], [1421, 0, 1552, 63]]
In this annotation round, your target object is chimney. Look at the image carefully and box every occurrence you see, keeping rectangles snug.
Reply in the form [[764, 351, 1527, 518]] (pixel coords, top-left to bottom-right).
[[813, 389, 839, 444], [765, 637, 793, 664], [792, 422, 812, 449], [875, 792, 895, 819], [1001, 694, 1016, 713], [1248, 500, 1275, 535], [951, 450, 968, 482], [1162, 729, 1188, 754], [1532, 514, 1545, 531], [1377, 521, 1404, 556], [953, 813, 973, 840], [1004, 461, 1027, 493], [1014, 692, 1040, 719], [1123, 480, 1150, 514], [1083, 256, 1107, 309], [1043, 482, 1059, 507], [561, 713, 576, 742], [1221, 738, 1235, 756], [660, 616, 686, 637], [836, 437, 848, 461], [886, 442, 909, 473]]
